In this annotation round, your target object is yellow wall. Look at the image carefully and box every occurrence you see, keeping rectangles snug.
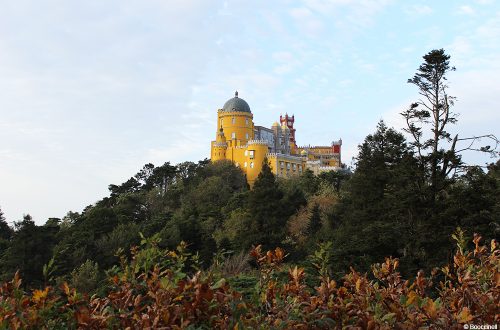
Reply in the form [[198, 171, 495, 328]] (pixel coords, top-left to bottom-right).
[[211, 142, 227, 161], [245, 142, 269, 185], [217, 110, 254, 144], [268, 154, 304, 179]]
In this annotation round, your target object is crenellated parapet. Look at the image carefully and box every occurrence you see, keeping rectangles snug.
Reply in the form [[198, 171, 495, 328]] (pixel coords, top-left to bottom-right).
[[318, 166, 341, 171], [247, 139, 269, 145], [266, 153, 303, 162]]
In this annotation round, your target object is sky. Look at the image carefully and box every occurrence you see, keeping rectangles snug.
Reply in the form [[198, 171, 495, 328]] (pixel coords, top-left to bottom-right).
[[0, 0, 499, 225]]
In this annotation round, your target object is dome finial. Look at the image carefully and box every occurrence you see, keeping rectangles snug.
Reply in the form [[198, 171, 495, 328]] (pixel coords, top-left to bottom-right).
[[235, 90, 238, 98]]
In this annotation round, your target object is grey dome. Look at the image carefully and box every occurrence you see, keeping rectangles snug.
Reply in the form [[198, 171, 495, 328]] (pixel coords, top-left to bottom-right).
[[222, 91, 251, 113]]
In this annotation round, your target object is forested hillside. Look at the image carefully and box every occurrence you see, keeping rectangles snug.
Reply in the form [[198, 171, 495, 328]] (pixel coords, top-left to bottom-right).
[[1, 124, 498, 289], [1, 49, 499, 328]]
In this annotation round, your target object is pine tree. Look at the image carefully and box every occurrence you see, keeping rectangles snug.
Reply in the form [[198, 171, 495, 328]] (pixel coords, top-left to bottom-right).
[[400, 49, 499, 273], [402, 49, 459, 206], [242, 158, 287, 249], [0, 215, 58, 286], [0, 207, 13, 270], [0, 207, 13, 240], [331, 121, 419, 275], [307, 203, 322, 236]]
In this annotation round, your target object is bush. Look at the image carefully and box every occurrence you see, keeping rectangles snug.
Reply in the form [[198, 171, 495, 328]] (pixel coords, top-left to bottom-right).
[[1, 234, 498, 328], [70, 259, 100, 294]]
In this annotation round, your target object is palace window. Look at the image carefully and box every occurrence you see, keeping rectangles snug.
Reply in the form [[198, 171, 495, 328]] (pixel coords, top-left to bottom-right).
[[232, 117, 235, 124], [245, 133, 249, 140], [231, 132, 236, 139], [250, 162, 254, 168], [244, 162, 247, 167], [249, 150, 255, 159], [245, 118, 249, 125], [220, 118, 223, 126], [286, 163, 290, 170], [244, 150, 248, 156], [280, 161, 284, 168], [292, 164, 296, 171]]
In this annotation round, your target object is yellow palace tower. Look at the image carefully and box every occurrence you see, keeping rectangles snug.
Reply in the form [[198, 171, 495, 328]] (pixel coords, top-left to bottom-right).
[[211, 92, 343, 185]]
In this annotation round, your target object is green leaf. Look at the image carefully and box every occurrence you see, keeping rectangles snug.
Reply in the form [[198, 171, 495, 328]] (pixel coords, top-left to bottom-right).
[[211, 278, 226, 289]]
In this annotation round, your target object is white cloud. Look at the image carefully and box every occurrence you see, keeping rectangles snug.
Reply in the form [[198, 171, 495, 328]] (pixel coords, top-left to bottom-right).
[[272, 51, 300, 75], [405, 5, 433, 15], [289, 7, 324, 35], [457, 5, 476, 15], [448, 36, 472, 60], [475, 0, 494, 4], [290, 7, 313, 20], [446, 11, 500, 67], [338, 79, 353, 87], [297, 0, 392, 32], [272, 51, 294, 62]]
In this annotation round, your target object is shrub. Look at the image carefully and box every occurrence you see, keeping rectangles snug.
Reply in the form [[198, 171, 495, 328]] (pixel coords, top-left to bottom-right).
[[1, 234, 498, 329]]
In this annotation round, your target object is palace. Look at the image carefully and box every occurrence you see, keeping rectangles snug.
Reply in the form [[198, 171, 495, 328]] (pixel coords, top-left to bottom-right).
[[210, 92, 342, 185]]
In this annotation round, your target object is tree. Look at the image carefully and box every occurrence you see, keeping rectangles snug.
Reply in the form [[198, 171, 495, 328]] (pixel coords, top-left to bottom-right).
[[402, 49, 499, 206], [134, 163, 156, 188], [0, 215, 58, 286], [145, 162, 177, 193], [0, 207, 13, 263], [297, 169, 320, 197], [108, 177, 141, 199], [241, 158, 288, 249], [307, 203, 322, 236], [318, 170, 351, 194], [349, 120, 415, 207], [329, 121, 420, 275], [0, 207, 13, 240], [398, 49, 499, 273], [70, 259, 101, 294], [443, 161, 500, 242]]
